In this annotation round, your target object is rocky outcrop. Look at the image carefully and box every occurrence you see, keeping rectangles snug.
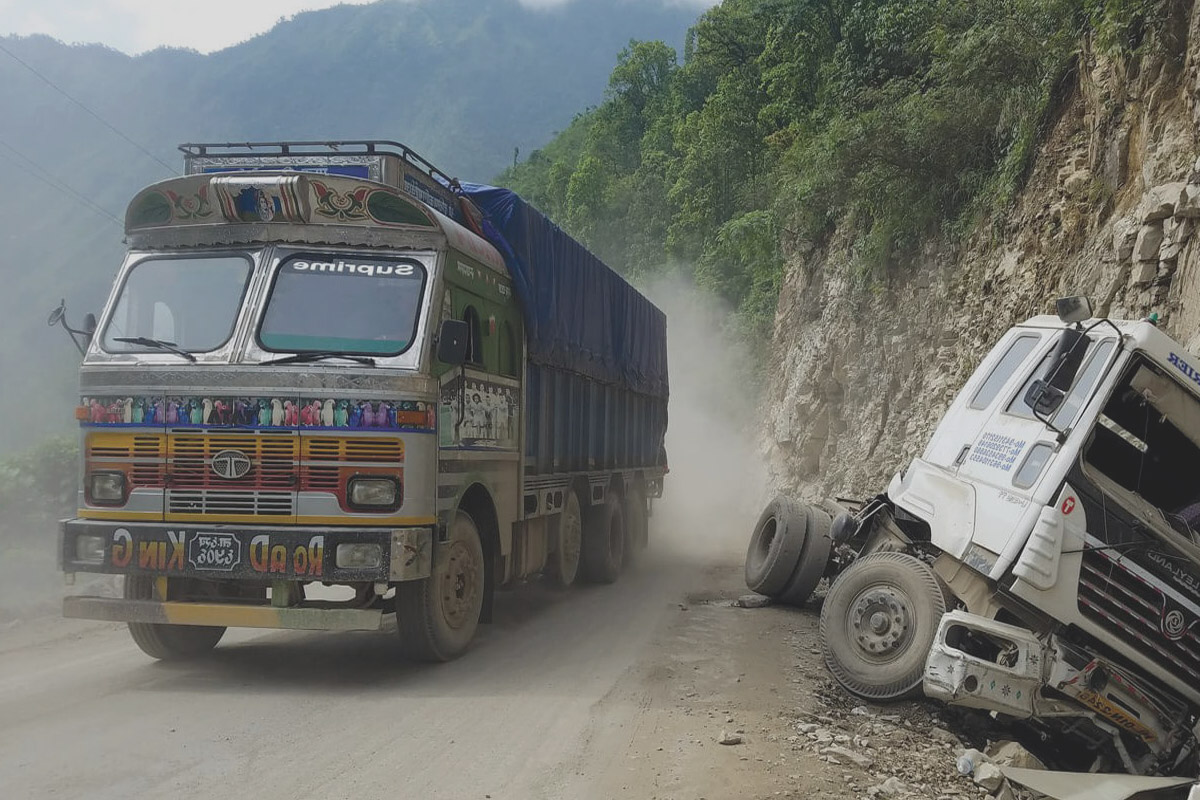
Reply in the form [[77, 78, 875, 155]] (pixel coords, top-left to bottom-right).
[[766, 4, 1200, 499]]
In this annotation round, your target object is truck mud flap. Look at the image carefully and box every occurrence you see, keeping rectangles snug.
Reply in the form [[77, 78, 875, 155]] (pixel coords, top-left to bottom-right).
[[64, 596, 384, 631]]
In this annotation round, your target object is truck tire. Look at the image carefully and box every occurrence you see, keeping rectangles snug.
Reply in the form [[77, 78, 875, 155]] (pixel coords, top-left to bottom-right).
[[776, 505, 833, 607], [745, 497, 807, 597], [398, 510, 486, 662], [546, 488, 583, 588], [819, 551, 946, 700], [581, 492, 625, 584], [624, 483, 649, 566], [124, 576, 225, 660]]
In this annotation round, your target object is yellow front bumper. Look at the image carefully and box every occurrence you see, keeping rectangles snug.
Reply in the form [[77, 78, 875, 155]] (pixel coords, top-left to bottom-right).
[[63, 596, 384, 631]]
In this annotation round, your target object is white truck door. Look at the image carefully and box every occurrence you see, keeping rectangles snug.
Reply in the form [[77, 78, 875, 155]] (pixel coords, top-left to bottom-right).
[[922, 330, 1044, 471], [957, 335, 1117, 559]]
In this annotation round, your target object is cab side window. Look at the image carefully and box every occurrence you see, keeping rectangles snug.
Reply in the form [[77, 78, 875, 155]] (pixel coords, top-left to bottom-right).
[[969, 334, 1039, 410]]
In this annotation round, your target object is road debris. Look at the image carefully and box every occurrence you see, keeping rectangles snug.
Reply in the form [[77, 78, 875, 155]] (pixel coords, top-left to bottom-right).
[[734, 593, 774, 609]]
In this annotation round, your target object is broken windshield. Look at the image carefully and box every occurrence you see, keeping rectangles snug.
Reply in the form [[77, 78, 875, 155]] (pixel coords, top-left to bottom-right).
[[101, 254, 253, 354], [257, 255, 427, 357], [1084, 354, 1200, 537]]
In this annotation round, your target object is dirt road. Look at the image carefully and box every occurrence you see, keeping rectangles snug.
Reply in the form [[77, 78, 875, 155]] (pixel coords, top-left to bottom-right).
[[0, 543, 874, 800]]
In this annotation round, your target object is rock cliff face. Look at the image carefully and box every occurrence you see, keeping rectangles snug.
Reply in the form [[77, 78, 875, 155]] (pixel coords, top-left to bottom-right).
[[766, 2, 1200, 500]]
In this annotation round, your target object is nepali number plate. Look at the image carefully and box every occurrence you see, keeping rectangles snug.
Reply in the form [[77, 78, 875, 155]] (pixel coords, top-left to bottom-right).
[[187, 532, 242, 572]]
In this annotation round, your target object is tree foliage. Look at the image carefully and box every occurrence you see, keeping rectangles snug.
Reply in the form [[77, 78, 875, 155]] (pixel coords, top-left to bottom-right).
[[499, 0, 1163, 349]]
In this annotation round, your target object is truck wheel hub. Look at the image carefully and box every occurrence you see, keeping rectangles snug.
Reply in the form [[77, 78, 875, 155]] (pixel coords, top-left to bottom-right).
[[440, 540, 479, 629], [851, 588, 911, 655]]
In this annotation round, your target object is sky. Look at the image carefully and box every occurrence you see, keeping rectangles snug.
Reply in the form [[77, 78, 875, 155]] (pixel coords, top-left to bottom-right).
[[0, 0, 716, 56]]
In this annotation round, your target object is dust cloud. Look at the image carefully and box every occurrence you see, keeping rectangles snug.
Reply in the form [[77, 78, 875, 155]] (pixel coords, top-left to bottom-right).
[[643, 274, 770, 566]]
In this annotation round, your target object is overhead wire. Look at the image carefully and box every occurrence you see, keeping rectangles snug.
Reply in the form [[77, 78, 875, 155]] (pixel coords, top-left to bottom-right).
[[0, 139, 123, 227], [0, 39, 175, 177]]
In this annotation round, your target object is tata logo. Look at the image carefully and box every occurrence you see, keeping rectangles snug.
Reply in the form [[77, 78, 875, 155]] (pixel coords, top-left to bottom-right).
[[211, 449, 252, 480]]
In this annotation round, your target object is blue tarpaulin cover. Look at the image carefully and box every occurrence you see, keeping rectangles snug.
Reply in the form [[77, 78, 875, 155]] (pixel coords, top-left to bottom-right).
[[461, 183, 669, 400]]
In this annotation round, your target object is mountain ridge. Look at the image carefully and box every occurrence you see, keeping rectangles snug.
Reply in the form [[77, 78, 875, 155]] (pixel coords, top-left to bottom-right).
[[0, 0, 699, 452]]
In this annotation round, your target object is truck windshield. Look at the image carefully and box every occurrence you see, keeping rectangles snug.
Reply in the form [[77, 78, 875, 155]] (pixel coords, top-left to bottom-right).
[[1084, 356, 1200, 538], [101, 254, 253, 353], [258, 254, 426, 356]]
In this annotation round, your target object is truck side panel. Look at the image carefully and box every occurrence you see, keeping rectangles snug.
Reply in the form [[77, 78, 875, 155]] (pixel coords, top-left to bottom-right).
[[524, 363, 667, 476]]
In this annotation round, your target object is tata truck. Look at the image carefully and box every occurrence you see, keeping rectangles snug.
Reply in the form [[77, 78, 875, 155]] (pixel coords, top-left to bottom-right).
[[749, 297, 1200, 775], [55, 140, 668, 662]]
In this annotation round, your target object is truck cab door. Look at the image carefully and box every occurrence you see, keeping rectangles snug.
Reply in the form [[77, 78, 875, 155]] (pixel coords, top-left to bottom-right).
[[956, 335, 1117, 563], [923, 330, 1045, 471]]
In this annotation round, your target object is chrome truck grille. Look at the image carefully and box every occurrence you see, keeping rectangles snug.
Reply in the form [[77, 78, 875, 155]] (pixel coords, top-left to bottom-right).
[[1077, 542, 1200, 684]]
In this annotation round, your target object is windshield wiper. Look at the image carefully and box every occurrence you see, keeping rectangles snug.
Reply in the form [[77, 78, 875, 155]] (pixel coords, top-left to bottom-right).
[[260, 351, 376, 367], [112, 336, 197, 363]]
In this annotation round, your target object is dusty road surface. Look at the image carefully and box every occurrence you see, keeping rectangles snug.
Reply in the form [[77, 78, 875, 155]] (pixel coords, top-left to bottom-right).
[[0, 541, 879, 800]]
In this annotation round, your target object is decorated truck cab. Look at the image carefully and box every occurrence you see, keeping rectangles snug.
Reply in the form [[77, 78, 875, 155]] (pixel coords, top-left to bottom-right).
[[750, 297, 1200, 774], [56, 141, 668, 662]]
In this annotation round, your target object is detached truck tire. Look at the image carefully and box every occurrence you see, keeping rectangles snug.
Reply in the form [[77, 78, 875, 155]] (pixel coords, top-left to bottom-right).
[[776, 504, 833, 607], [745, 497, 808, 597]]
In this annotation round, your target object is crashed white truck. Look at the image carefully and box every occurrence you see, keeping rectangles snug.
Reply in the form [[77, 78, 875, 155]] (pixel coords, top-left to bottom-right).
[[748, 297, 1200, 776]]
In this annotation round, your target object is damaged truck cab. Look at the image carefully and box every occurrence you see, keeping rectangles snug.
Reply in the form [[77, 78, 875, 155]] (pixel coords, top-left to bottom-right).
[[819, 298, 1200, 774]]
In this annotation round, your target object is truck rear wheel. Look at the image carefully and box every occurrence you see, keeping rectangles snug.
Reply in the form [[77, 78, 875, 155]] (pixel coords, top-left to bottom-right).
[[398, 510, 486, 662], [777, 505, 833, 606], [124, 576, 225, 660], [745, 497, 807, 597], [819, 551, 946, 700], [581, 492, 625, 583], [546, 488, 583, 588]]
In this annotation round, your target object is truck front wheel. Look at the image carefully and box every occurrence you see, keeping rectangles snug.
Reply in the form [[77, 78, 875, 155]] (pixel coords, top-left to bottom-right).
[[398, 510, 486, 662], [125, 576, 226, 660], [819, 551, 946, 700]]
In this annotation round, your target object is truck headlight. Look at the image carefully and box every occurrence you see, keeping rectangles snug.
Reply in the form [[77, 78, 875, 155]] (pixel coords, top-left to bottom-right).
[[88, 471, 126, 505], [75, 534, 107, 565], [336, 543, 383, 569], [347, 477, 401, 510]]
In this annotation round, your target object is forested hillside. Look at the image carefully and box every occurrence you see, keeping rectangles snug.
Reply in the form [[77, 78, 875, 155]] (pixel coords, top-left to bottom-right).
[[0, 0, 697, 453], [500, 0, 1159, 346]]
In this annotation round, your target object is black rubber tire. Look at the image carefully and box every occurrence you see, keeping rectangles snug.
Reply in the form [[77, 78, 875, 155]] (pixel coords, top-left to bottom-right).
[[623, 483, 649, 566], [124, 576, 225, 660], [744, 497, 808, 597], [398, 510, 486, 662], [819, 551, 946, 700], [581, 491, 625, 584], [546, 488, 583, 588], [777, 505, 834, 607]]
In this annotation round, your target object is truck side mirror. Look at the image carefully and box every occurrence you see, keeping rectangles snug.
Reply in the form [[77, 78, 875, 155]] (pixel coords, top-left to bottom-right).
[[1055, 296, 1092, 324], [83, 313, 97, 341], [1025, 328, 1092, 416], [436, 319, 469, 365]]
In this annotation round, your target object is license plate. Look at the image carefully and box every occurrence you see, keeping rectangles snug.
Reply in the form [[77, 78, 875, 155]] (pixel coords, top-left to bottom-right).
[[187, 532, 242, 571]]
